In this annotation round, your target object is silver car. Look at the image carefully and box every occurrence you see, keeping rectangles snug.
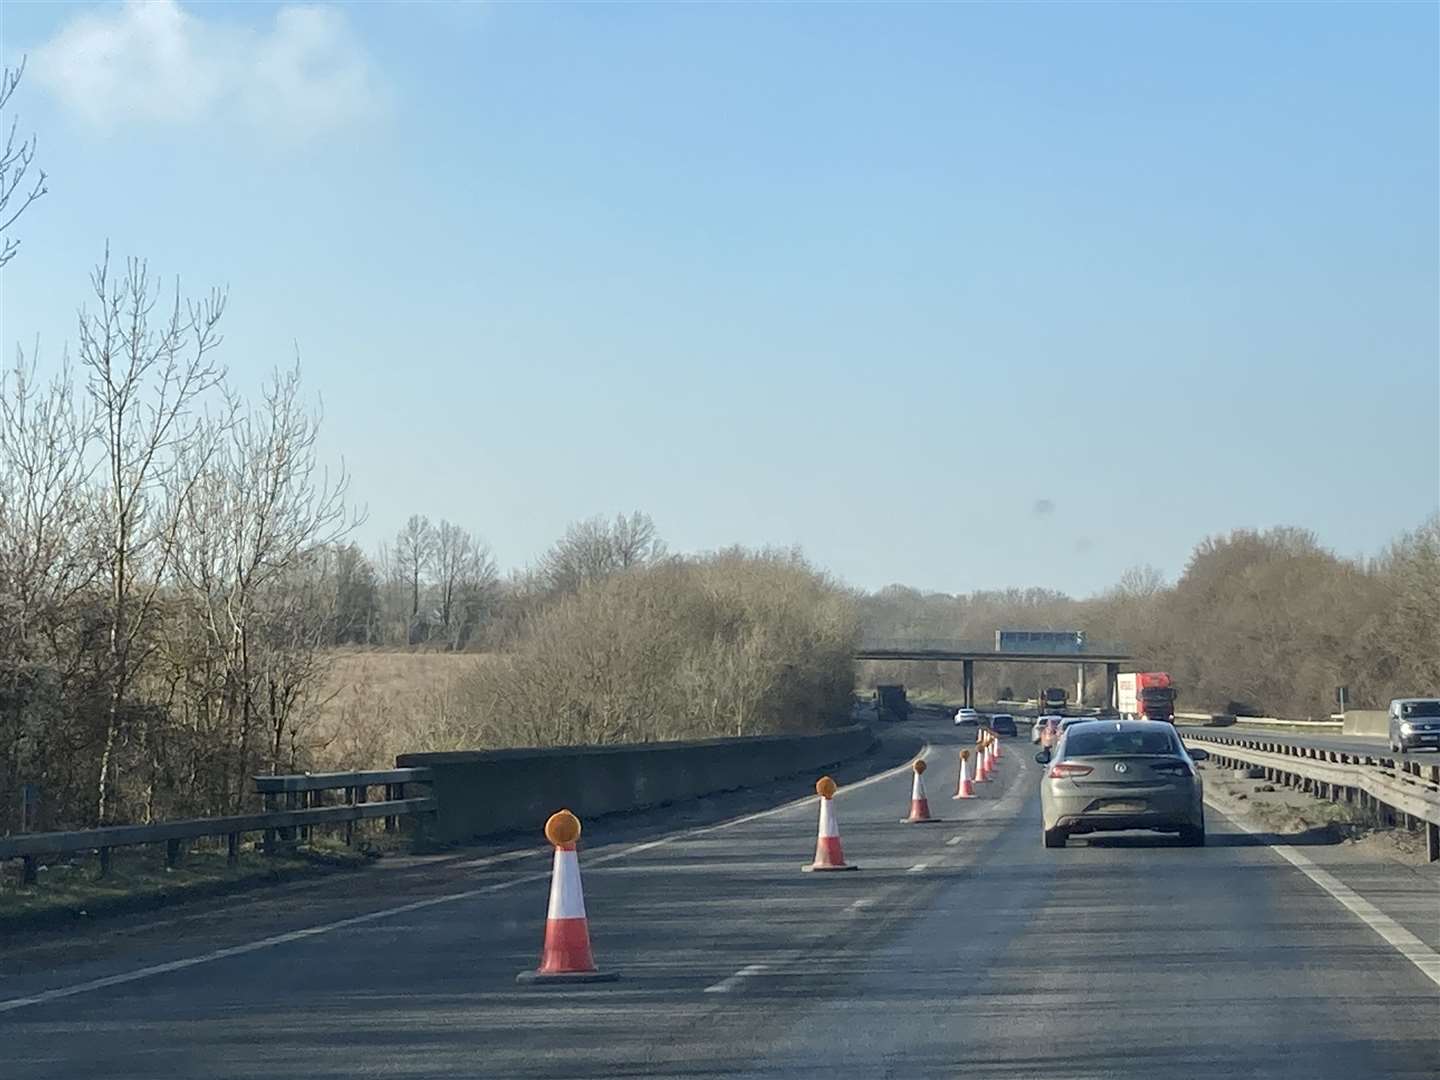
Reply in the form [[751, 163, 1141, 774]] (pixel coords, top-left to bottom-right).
[[1036, 720, 1208, 848]]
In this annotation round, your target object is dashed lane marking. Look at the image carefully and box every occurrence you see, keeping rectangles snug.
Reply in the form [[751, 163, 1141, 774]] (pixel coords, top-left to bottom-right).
[[703, 963, 768, 994]]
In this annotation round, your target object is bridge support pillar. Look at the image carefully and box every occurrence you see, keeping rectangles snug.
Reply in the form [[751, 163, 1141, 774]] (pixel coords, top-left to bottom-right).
[[1105, 663, 1119, 709], [962, 660, 974, 709], [1076, 664, 1086, 708]]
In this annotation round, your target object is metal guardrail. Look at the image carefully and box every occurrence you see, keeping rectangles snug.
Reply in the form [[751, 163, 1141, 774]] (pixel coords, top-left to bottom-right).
[[1182, 731, 1440, 862], [0, 767, 435, 885]]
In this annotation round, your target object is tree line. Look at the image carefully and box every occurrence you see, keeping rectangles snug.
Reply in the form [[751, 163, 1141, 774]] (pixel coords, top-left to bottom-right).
[[0, 255, 858, 833], [858, 521, 1439, 718]]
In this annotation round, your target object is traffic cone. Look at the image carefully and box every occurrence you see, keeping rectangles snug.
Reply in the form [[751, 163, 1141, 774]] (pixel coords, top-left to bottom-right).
[[976, 737, 992, 782], [804, 776, 858, 871], [953, 749, 976, 799], [903, 760, 940, 823], [992, 732, 1004, 759], [517, 810, 619, 984]]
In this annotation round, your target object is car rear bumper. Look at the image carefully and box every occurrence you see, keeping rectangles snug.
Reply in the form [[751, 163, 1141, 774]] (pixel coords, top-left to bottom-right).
[[1052, 811, 1201, 833], [1043, 786, 1201, 832]]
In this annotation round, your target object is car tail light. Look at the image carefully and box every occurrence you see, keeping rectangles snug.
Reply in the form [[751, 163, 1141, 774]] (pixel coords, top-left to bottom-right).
[[1151, 761, 1194, 777], [1048, 762, 1093, 778]]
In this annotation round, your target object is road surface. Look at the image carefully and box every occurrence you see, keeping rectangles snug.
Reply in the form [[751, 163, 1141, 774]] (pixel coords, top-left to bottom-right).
[[4, 713, 1437, 1078]]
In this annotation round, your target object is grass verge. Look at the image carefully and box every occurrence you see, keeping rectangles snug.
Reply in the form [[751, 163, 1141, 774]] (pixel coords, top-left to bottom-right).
[[0, 832, 407, 932]]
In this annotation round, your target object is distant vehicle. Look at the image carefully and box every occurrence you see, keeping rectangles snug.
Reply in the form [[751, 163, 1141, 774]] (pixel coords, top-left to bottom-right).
[[1057, 716, 1095, 733], [989, 714, 1017, 737], [1039, 687, 1069, 713], [953, 707, 980, 726], [1116, 672, 1178, 722], [1388, 698, 1440, 752], [875, 685, 911, 722], [1035, 719, 1209, 848], [1037, 715, 1062, 748]]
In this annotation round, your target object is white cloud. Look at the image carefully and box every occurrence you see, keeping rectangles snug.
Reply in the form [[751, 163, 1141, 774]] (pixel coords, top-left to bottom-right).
[[32, 1, 384, 138]]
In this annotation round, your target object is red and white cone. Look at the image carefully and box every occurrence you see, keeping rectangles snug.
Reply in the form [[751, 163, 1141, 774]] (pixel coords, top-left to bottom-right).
[[992, 732, 1004, 759], [518, 810, 619, 984], [984, 738, 997, 778], [805, 776, 858, 871], [904, 760, 940, 823], [952, 749, 976, 799], [976, 739, 992, 782]]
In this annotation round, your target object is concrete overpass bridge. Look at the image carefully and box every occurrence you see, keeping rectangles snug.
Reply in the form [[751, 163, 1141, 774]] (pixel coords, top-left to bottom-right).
[[855, 638, 1133, 708]]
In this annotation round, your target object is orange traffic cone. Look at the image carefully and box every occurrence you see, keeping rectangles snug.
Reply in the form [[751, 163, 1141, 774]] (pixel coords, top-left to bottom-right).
[[976, 737, 992, 782], [992, 732, 1004, 759], [804, 776, 858, 871], [517, 810, 619, 984], [953, 749, 976, 799], [904, 760, 940, 823]]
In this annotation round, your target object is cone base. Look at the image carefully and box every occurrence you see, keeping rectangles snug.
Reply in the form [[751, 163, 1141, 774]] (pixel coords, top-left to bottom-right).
[[903, 817, 944, 824], [517, 969, 621, 985], [802, 863, 860, 872], [952, 792, 977, 800]]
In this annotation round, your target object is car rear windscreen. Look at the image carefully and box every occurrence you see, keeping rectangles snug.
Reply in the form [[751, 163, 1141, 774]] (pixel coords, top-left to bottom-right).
[[1064, 729, 1179, 756]]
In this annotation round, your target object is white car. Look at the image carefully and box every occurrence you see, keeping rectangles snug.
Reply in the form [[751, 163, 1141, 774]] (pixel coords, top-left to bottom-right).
[[953, 708, 980, 726]]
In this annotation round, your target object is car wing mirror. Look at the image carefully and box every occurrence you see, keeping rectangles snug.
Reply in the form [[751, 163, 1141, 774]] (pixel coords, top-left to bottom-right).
[[1035, 749, 1052, 765], [1187, 746, 1209, 762]]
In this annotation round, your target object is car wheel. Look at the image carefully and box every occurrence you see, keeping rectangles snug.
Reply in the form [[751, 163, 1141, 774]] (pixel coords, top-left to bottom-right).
[[1178, 823, 1206, 847], [1043, 827, 1066, 849]]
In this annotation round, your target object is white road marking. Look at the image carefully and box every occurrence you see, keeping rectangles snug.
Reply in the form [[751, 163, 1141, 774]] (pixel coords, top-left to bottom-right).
[[0, 743, 933, 1014], [686, 745, 933, 838], [847, 897, 876, 912], [1209, 801, 1440, 990], [454, 848, 546, 870], [945, 835, 963, 846], [703, 963, 767, 994], [907, 862, 929, 873]]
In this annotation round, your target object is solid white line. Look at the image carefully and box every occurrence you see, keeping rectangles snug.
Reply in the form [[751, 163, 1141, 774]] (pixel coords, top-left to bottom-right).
[[703, 963, 767, 994], [907, 862, 929, 873], [1210, 802, 1440, 990], [0, 742, 933, 1015]]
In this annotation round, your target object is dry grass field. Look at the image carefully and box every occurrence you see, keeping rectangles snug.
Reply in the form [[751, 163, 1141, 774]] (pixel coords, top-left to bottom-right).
[[307, 648, 492, 770]]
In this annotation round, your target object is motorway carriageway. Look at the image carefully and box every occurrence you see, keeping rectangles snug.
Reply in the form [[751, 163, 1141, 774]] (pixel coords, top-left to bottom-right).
[[3, 713, 1438, 1079], [1176, 724, 1440, 766]]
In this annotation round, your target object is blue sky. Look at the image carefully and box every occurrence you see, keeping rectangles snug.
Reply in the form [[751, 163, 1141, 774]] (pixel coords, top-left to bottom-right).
[[2, 1, 1436, 595]]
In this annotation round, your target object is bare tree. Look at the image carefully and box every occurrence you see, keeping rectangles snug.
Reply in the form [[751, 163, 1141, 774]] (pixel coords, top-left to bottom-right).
[[538, 512, 664, 594], [0, 59, 48, 267], [432, 521, 497, 649], [611, 511, 665, 568], [170, 364, 356, 795], [80, 252, 227, 823], [0, 354, 98, 829], [394, 515, 435, 644]]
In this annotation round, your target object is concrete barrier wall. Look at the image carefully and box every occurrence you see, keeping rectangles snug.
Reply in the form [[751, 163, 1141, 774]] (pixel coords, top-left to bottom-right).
[[1342, 710, 1389, 737], [396, 724, 878, 845]]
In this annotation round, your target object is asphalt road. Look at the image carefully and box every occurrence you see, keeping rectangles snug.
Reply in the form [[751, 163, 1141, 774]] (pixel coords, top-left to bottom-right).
[[4, 714, 1438, 1078], [1177, 725, 1440, 767]]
